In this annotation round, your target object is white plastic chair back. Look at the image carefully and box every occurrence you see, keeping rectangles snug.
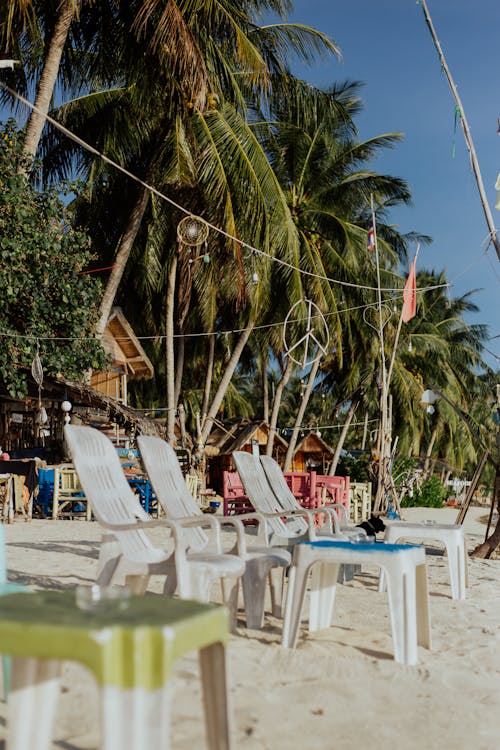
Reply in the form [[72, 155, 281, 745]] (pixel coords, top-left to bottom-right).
[[259, 456, 310, 536], [137, 436, 208, 552], [233, 451, 306, 538], [64, 425, 166, 565]]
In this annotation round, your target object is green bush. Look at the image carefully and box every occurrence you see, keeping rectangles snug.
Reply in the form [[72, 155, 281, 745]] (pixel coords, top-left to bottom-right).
[[400, 475, 447, 508], [336, 452, 370, 482]]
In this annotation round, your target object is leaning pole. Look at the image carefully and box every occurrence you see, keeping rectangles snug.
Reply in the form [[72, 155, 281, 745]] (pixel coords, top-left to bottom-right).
[[419, 0, 500, 262]]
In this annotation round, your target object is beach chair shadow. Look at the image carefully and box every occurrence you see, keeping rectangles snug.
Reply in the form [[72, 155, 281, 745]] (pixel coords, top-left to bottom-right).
[[64, 425, 245, 628], [137, 436, 291, 629]]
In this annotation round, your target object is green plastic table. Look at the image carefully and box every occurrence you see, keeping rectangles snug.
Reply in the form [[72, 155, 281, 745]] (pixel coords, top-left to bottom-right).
[[0, 589, 231, 750]]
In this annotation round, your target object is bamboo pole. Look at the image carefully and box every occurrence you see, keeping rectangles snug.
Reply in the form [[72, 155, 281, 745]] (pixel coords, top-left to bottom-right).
[[420, 0, 500, 262], [371, 195, 390, 513]]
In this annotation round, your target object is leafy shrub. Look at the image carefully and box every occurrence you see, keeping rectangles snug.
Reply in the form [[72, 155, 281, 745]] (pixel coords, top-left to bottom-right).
[[0, 120, 107, 397], [400, 475, 447, 508], [336, 452, 370, 482]]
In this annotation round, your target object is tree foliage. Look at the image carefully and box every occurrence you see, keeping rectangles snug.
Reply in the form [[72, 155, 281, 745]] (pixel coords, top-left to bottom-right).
[[0, 119, 107, 398]]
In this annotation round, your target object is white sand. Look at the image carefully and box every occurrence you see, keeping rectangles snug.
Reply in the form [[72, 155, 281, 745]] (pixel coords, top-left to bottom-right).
[[1, 506, 499, 750]]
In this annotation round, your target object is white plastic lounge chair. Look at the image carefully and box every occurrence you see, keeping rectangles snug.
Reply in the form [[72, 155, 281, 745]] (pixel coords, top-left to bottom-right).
[[260, 455, 366, 542], [233, 452, 364, 548], [64, 425, 245, 623], [137, 435, 291, 629]]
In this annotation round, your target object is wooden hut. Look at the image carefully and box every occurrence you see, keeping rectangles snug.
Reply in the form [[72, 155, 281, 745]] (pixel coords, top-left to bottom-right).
[[204, 419, 288, 493], [291, 430, 335, 474], [90, 307, 154, 406]]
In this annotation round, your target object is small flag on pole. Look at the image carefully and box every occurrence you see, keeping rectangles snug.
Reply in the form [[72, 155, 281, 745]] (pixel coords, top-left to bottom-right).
[[367, 222, 375, 251], [402, 256, 417, 323]]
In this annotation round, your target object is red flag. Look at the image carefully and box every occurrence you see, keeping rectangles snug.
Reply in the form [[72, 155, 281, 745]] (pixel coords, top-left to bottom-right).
[[402, 256, 417, 323], [367, 222, 375, 251]]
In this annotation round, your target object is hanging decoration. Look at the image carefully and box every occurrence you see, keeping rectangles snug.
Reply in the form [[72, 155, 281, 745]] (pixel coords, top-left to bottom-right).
[[31, 341, 46, 442], [61, 399, 72, 425], [362, 303, 392, 333], [31, 342, 44, 395], [177, 215, 209, 248], [176, 215, 210, 330], [250, 251, 259, 285], [283, 299, 329, 368]]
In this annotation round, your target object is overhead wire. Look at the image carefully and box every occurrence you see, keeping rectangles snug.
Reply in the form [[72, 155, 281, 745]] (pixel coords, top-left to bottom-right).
[[0, 80, 450, 297]]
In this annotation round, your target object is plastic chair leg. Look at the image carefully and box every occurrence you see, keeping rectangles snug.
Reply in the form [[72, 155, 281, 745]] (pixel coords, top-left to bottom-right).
[[415, 562, 432, 650], [96, 533, 122, 586], [101, 684, 172, 750], [199, 642, 232, 750], [309, 562, 339, 633], [282, 562, 311, 649], [382, 562, 417, 664], [444, 538, 468, 600], [241, 557, 272, 629], [220, 577, 239, 633], [268, 566, 286, 619], [9, 657, 61, 750]]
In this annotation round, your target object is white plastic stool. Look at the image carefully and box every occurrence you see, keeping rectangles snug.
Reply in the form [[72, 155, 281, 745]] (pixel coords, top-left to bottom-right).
[[382, 522, 469, 600], [282, 540, 431, 665]]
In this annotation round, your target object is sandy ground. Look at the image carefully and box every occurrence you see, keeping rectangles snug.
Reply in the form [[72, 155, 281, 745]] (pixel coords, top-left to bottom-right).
[[1, 505, 499, 750]]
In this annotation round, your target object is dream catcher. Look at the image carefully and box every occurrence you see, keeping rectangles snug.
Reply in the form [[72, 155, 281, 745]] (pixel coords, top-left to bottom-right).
[[176, 215, 210, 329]]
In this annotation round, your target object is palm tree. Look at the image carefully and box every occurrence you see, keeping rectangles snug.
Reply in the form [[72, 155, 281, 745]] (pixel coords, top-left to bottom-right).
[[388, 269, 489, 470], [253, 77, 414, 466], [39, 3, 341, 446]]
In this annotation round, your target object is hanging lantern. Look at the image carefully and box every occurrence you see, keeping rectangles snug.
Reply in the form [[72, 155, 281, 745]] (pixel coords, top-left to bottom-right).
[[420, 389, 439, 406], [61, 400, 72, 425]]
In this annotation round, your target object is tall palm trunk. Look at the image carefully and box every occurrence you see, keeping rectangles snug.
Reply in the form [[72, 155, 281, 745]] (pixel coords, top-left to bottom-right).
[[423, 426, 438, 479], [199, 320, 255, 448], [200, 333, 215, 430], [165, 256, 178, 444], [283, 358, 320, 471], [266, 357, 293, 456], [22, 0, 76, 164], [262, 355, 269, 423], [328, 399, 359, 476], [174, 334, 185, 405], [96, 183, 151, 336]]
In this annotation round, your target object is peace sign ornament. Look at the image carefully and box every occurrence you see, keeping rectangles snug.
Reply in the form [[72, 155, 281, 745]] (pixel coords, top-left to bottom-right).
[[283, 299, 330, 368]]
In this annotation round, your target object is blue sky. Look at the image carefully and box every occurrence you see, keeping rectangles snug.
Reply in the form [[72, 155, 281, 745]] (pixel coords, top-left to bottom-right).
[[284, 0, 500, 368]]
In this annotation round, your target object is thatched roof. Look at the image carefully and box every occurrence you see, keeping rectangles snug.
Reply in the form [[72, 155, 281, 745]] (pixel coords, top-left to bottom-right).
[[50, 375, 163, 436], [293, 430, 335, 457], [204, 419, 288, 457], [0, 372, 163, 438], [101, 307, 154, 380]]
